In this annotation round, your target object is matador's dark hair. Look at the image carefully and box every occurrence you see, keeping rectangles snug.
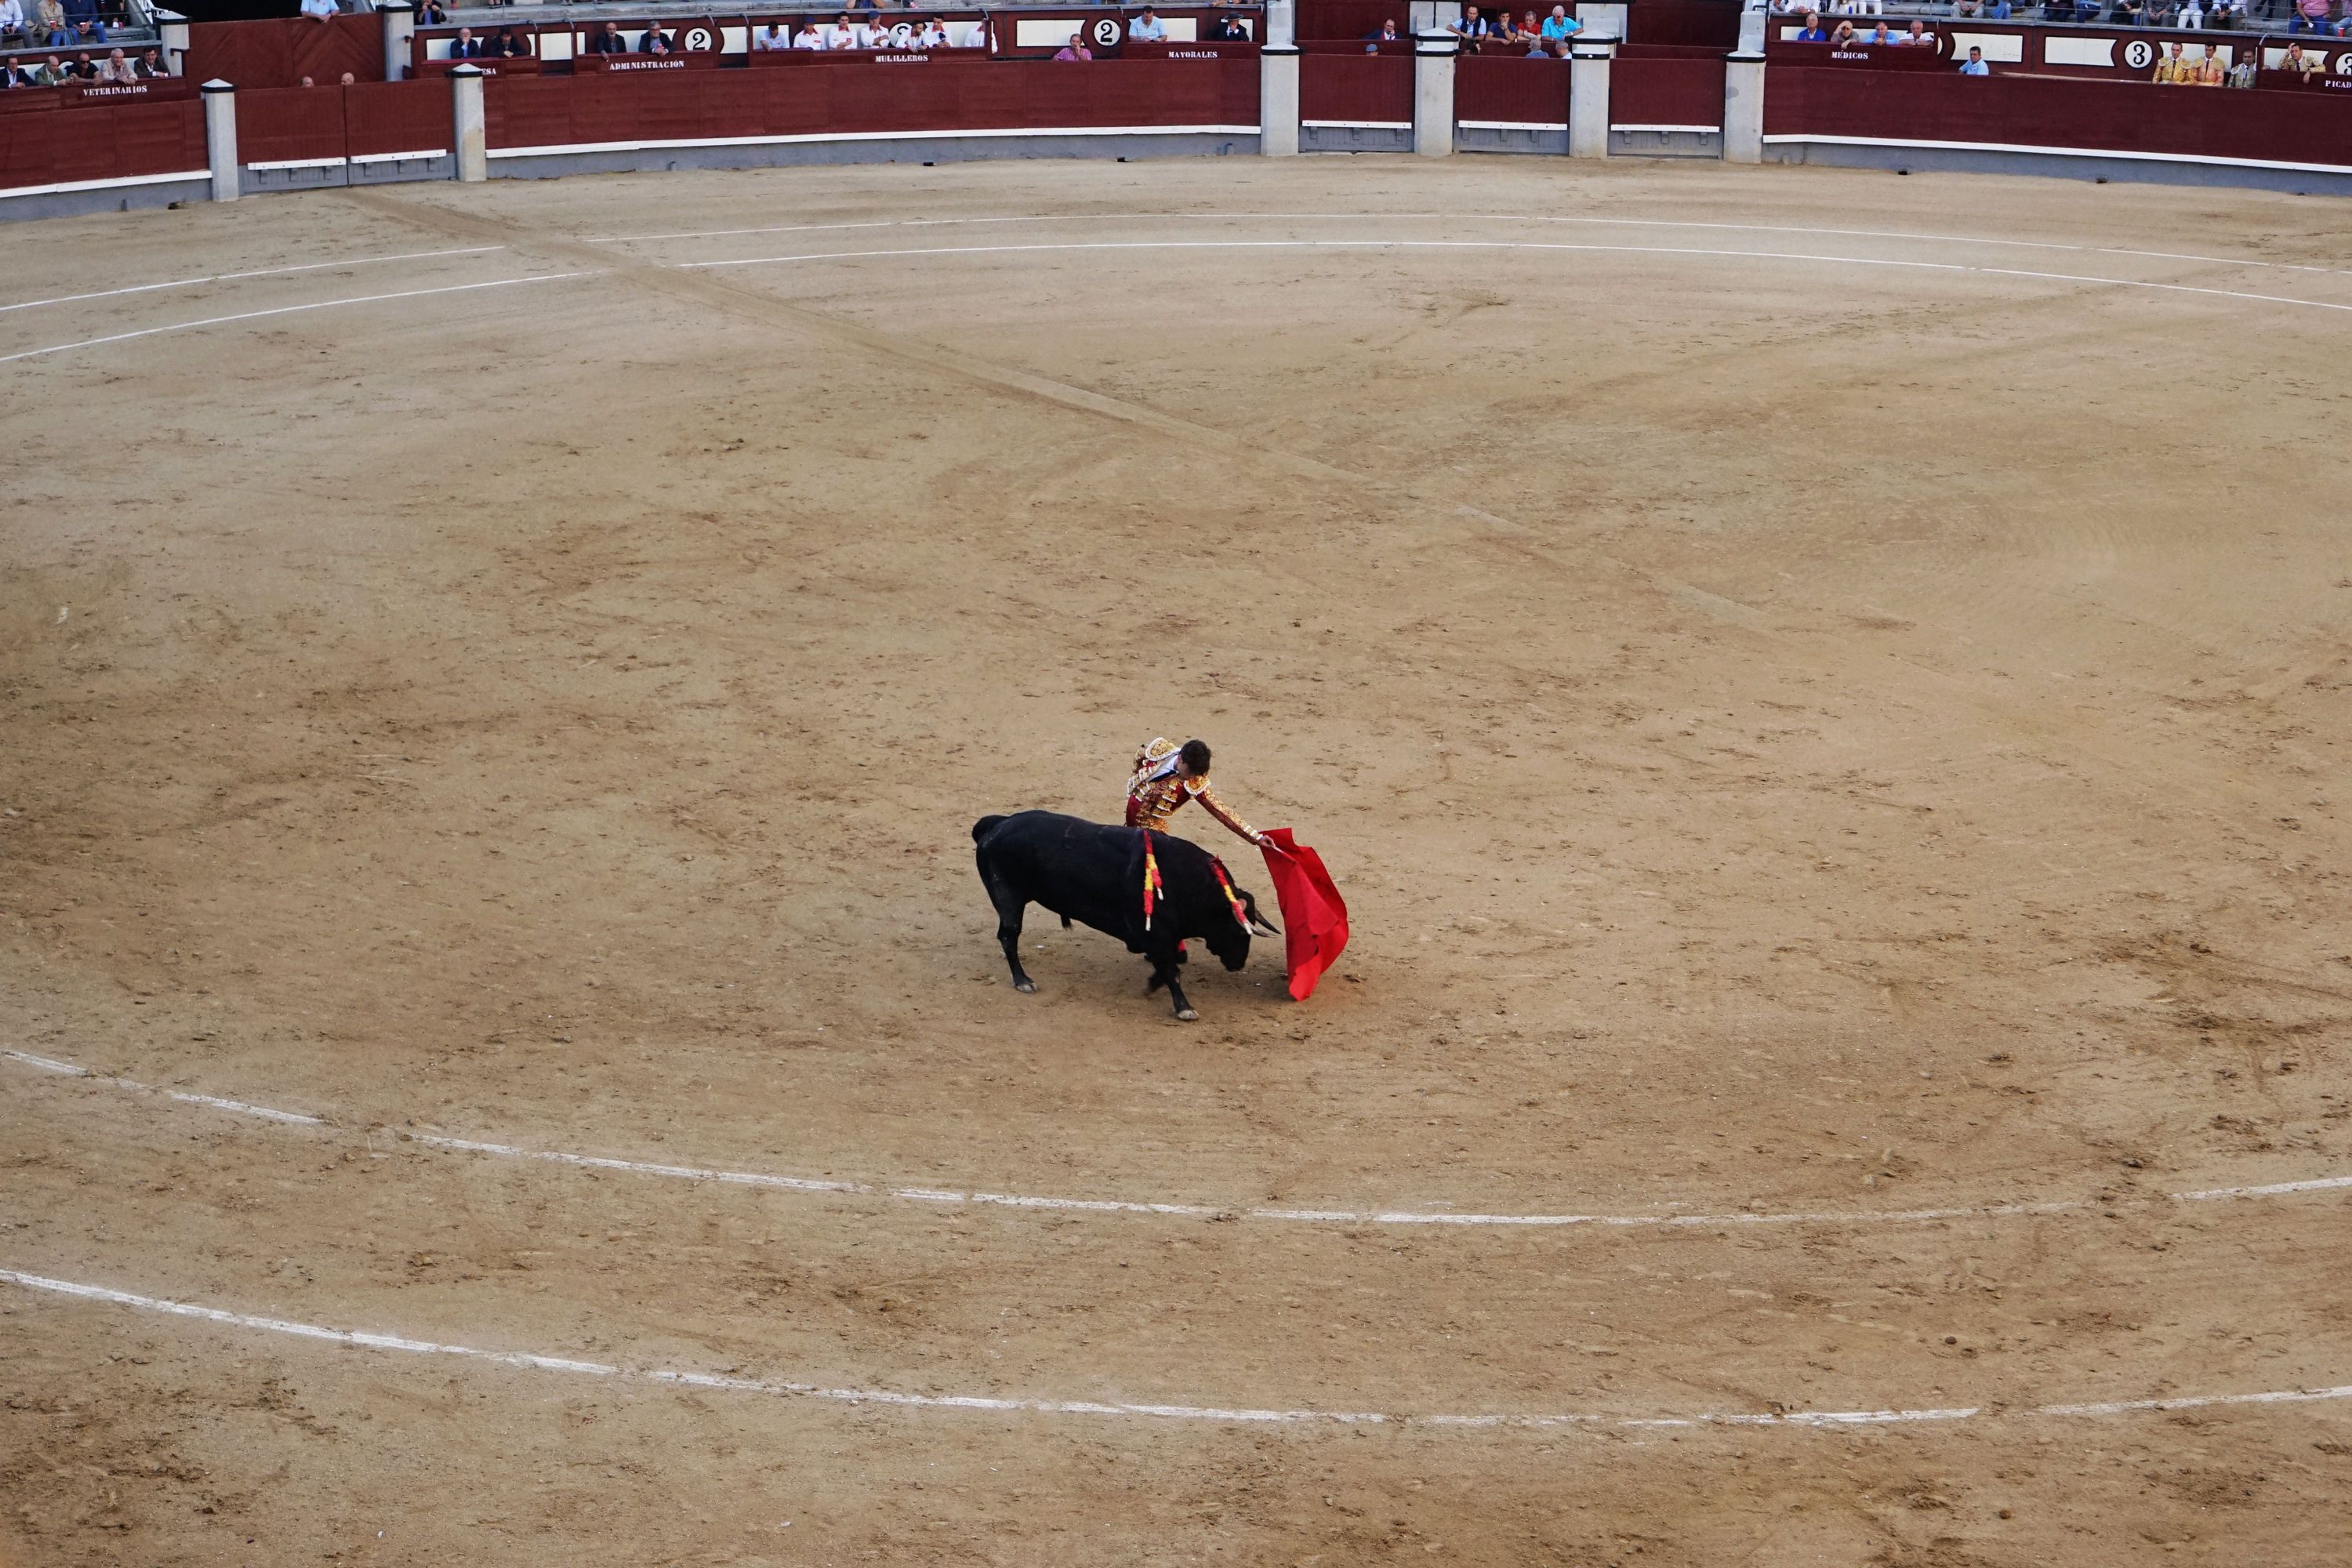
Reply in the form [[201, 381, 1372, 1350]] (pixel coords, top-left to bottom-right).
[[1179, 739, 1212, 775]]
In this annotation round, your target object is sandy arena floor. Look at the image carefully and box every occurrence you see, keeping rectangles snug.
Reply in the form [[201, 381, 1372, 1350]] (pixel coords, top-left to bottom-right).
[[3, 154, 2350, 1566]]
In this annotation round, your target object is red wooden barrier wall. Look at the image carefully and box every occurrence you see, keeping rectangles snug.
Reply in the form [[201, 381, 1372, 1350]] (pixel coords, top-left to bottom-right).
[[0, 98, 205, 187], [1455, 54, 1570, 125], [1765, 66, 2352, 169], [1299, 49, 1413, 122], [485, 58, 1258, 149], [1611, 54, 1726, 126], [238, 85, 348, 164], [1297, 0, 1409, 41], [346, 78, 453, 154], [187, 16, 386, 89], [1627, 0, 1740, 48]]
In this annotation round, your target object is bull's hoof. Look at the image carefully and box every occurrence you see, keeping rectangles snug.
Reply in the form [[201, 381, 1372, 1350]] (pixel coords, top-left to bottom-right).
[[1015, 980, 1036, 994], [1176, 1007, 1200, 1022]]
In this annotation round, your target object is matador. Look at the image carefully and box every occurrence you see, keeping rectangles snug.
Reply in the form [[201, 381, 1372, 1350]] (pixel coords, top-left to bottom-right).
[[1124, 737, 1269, 850]]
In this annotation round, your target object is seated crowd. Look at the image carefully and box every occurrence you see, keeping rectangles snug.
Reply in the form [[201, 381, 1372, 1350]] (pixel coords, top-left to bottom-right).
[[0, 0, 130, 49], [1426, 5, 1589, 54], [0, 39, 163, 85], [1774, 0, 2352, 26]]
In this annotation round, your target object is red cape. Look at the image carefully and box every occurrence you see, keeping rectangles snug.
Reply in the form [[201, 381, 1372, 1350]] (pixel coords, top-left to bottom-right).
[[1259, 829, 1348, 1001]]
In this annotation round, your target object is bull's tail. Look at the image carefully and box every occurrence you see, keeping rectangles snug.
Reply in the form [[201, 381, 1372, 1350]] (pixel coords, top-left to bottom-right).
[[972, 815, 1008, 844]]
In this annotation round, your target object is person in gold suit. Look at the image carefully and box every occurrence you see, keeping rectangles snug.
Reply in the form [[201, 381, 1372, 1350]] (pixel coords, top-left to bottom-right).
[[1124, 738, 1270, 849]]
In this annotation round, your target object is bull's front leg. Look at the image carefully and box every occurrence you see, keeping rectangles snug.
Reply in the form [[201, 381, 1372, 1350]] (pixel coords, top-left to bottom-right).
[[1149, 938, 1198, 1022]]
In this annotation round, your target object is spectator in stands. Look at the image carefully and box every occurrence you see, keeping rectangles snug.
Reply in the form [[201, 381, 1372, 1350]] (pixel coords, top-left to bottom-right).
[[2113, 0, 2145, 20], [790, 20, 826, 46], [586, 19, 626, 53], [490, 27, 527, 56], [1862, 18, 1895, 42], [1794, 10, 1829, 36], [1129, 5, 1167, 40], [1958, 42, 1990, 70], [1952, 0, 1980, 13], [1212, 13, 1247, 38], [641, 27, 671, 53], [1363, 16, 1401, 47], [1828, 18, 1858, 42], [854, 13, 892, 45], [822, 13, 856, 47], [1052, 30, 1091, 57], [416, 0, 447, 22], [1896, 18, 1932, 41], [2288, 0, 2330, 28], [1985, 0, 2011, 16], [299, 0, 336, 20], [34, 0, 65, 45], [1449, 5, 1497, 46], [135, 43, 164, 74], [1541, 5, 1581, 42], [754, 20, 787, 48], [28, 50, 64, 81], [95, 42, 130, 78], [338, 68, 354, 82], [2178, 0, 2204, 21], [448, 25, 483, 56], [66, 48, 93, 77], [298, 72, 314, 85], [2071, 0, 2100, 20], [916, 16, 949, 46], [2146, 0, 2177, 23], [0, 0, 25, 45]]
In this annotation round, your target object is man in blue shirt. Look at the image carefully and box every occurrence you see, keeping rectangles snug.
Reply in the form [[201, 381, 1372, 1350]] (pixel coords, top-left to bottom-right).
[[1987, 0, 2011, 17], [1794, 9, 1829, 38], [1128, 6, 1167, 40], [1539, 4, 1582, 42], [1958, 45, 1990, 71]]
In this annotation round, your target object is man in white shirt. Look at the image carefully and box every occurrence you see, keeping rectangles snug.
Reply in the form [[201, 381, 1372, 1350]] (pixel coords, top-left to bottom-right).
[[822, 12, 856, 47], [0, 0, 27, 46], [1128, 6, 1167, 39], [855, 16, 891, 45], [754, 21, 787, 48], [793, 20, 827, 46], [915, 18, 949, 47]]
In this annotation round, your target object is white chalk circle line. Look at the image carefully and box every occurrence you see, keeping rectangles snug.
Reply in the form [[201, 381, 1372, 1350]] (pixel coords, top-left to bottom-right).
[[9, 1048, 2349, 1232], [2, 1266, 2347, 1433]]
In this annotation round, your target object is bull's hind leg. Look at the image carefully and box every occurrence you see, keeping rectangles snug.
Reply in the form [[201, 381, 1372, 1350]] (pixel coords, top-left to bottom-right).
[[975, 855, 1036, 993]]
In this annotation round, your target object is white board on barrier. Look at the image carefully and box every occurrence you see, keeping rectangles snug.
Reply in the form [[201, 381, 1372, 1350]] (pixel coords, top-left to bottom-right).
[[2043, 35, 2115, 67], [1947, 30, 2024, 62]]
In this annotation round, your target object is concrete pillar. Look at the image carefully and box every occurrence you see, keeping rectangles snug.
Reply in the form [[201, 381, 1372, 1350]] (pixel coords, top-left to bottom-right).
[[1568, 41, 1612, 158], [451, 64, 487, 182], [380, 0, 416, 82], [156, 8, 189, 75], [1723, 49, 1763, 163], [1261, 45, 1301, 156], [201, 79, 237, 201], [1409, 0, 1457, 31], [1262, 0, 1295, 47], [1413, 32, 1456, 158], [1737, 3, 1767, 53]]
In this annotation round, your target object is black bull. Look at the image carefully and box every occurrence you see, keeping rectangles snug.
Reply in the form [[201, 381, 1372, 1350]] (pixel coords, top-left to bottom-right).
[[971, 811, 1279, 1020]]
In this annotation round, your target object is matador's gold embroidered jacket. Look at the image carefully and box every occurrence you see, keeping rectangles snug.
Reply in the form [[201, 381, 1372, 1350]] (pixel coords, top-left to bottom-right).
[[1124, 737, 1262, 845]]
